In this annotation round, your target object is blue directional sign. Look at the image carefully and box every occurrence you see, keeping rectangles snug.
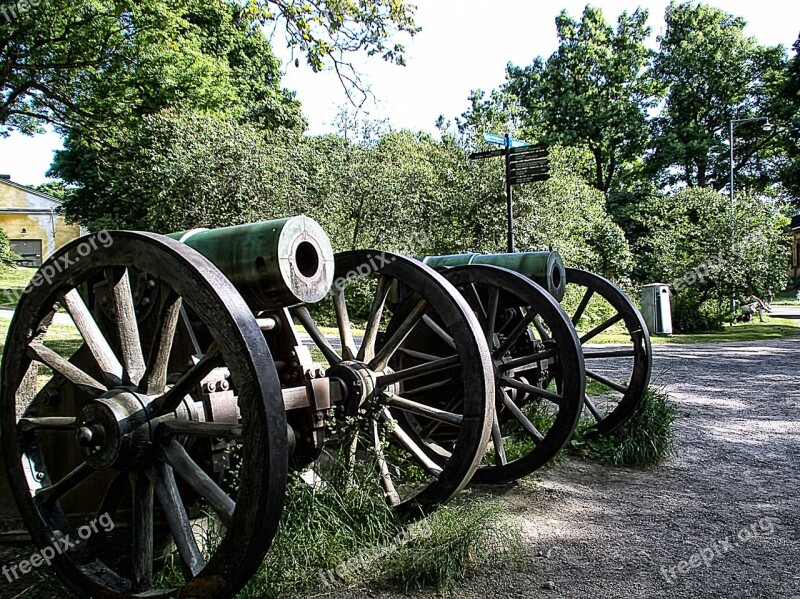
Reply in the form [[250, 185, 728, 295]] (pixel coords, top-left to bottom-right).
[[483, 133, 507, 146], [483, 132, 530, 148]]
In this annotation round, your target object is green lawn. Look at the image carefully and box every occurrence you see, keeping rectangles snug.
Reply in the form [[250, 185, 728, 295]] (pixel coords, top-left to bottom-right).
[[0, 265, 37, 308]]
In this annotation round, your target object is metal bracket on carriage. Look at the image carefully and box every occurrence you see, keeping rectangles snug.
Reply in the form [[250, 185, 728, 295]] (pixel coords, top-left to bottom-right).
[[198, 366, 240, 473], [280, 364, 346, 414]]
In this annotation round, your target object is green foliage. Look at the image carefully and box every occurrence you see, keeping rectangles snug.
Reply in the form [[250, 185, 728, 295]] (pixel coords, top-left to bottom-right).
[[0, 228, 18, 265], [1, 1, 303, 137], [382, 501, 522, 593], [648, 2, 786, 190], [573, 387, 680, 468], [246, 0, 418, 106], [776, 35, 800, 202], [239, 464, 399, 597], [505, 5, 655, 192], [513, 149, 634, 278], [671, 293, 726, 333], [58, 111, 302, 232], [631, 187, 788, 332], [235, 450, 520, 597]]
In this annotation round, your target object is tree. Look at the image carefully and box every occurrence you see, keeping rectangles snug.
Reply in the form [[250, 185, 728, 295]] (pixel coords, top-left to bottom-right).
[[631, 187, 788, 331], [1, 1, 300, 137], [505, 5, 654, 192], [248, 0, 418, 106], [648, 1, 786, 191], [776, 35, 800, 202], [58, 110, 303, 232]]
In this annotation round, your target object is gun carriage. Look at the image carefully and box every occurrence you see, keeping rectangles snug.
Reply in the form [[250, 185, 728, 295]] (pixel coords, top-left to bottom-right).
[[0, 216, 650, 597]]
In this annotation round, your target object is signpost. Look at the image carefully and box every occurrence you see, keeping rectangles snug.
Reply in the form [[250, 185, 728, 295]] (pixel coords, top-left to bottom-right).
[[470, 133, 550, 252]]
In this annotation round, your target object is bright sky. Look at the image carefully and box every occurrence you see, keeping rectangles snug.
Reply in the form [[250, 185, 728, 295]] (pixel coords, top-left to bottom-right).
[[1, 0, 798, 185]]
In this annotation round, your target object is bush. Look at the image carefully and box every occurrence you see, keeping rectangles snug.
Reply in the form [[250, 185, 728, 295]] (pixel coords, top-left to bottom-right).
[[0, 228, 18, 266], [573, 386, 680, 468], [671, 294, 726, 332]]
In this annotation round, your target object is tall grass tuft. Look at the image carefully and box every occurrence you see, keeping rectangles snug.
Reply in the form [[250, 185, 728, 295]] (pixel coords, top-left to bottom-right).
[[573, 386, 680, 468], [237, 454, 400, 598], [381, 500, 523, 593]]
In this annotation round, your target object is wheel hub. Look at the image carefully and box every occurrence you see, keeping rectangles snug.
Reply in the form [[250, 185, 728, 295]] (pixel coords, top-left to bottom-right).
[[326, 361, 379, 415], [76, 390, 152, 470]]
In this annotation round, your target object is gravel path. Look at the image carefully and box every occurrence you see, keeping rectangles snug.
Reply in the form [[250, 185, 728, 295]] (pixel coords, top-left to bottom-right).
[[341, 335, 800, 598]]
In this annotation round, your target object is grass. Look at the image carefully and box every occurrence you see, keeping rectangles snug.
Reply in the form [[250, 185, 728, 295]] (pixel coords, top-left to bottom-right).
[[586, 314, 800, 345], [772, 290, 800, 305], [0, 265, 36, 308], [571, 386, 680, 468], [236, 452, 521, 598]]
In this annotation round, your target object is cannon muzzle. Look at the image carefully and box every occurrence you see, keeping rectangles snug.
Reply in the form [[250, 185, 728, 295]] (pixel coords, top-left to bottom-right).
[[170, 216, 334, 310]]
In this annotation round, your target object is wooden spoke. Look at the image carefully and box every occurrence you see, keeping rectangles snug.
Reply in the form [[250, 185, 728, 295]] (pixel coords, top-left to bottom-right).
[[498, 392, 544, 443], [580, 313, 624, 344], [572, 287, 595, 326], [293, 306, 341, 365], [498, 348, 558, 373], [464, 283, 487, 319], [583, 349, 637, 359], [484, 286, 500, 344], [532, 315, 551, 341], [370, 298, 429, 371], [18, 416, 76, 432], [377, 354, 460, 386], [384, 392, 463, 427], [332, 287, 357, 361], [383, 408, 443, 477], [35, 462, 94, 506], [106, 267, 146, 386], [158, 420, 243, 441], [401, 378, 454, 397], [372, 421, 401, 506], [154, 461, 205, 577], [397, 347, 445, 362], [61, 289, 123, 385], [152, 345, 222, 416], [584, 395, 603, 422], [492, 312, 535, 359], [490, 412, 507, 466], [132, 469, 154, 592], [27, 343, 106, 396], [357, 274, 391, 362], [162, 440, 235, 528], [501, 376, 563, 405], [144, 289, 182, 395], [421, 314, 457, 350], [586, 369, 629, 394]]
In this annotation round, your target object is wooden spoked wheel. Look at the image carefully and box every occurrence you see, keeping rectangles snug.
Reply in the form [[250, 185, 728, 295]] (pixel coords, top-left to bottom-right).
[[1, 232, 287, 598], [563, 268, 652, 435], [291, 250, 493, 516], [426, 265, 585, 484]]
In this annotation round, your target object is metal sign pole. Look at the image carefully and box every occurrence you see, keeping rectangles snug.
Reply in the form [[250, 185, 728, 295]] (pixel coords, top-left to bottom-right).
[[504, 133, 514, 253]]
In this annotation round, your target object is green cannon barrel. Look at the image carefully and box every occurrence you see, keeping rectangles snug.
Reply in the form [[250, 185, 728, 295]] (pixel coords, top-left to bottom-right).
[[169, 216, 334, 310], [423, 251, 565, 301]]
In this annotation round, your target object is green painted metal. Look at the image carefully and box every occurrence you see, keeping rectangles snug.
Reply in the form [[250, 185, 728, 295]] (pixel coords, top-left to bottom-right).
[[169, 216, 334, 310], [423, 251, 565, 301]]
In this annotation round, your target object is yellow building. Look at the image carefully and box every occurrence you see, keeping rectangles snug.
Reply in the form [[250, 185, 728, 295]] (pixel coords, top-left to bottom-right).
[[0, 176, 82, 266]]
